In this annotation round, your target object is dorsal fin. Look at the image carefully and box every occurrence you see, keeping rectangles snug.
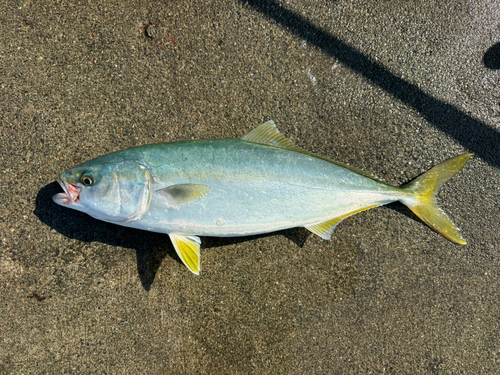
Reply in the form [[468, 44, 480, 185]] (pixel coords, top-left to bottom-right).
[[241, 121, 383, 182], [241, 120, 306, 152]]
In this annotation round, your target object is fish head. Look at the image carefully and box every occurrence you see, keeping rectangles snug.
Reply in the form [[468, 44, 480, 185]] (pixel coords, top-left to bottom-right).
[[53, 158, 154, 223]]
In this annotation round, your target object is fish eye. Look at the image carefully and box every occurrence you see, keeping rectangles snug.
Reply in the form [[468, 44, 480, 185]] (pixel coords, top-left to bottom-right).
[[80, 172, 94, 186]]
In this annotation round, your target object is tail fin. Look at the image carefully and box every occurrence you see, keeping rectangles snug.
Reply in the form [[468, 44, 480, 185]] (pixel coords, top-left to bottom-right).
[[400, 154, 472, 245]]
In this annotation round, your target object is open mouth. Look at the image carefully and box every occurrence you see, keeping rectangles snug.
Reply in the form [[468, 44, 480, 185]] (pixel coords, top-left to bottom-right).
[[53, 177, 80, 205]]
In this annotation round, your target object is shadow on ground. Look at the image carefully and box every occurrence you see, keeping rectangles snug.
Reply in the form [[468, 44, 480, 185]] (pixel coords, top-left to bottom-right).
[[35, 182, 312, 290], [34, 182, 179, 290], [244, 0, 500, 168], [484, 42, 500, 69]]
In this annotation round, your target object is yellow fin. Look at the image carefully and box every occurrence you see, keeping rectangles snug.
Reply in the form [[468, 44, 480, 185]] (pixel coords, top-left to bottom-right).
[[305, 217, 344, 240], [169, 233, 201, 275], [242, 121, 383, 182], [156, 184, 210, 209], [407, 202, 466, 245], [306, 205, 378, 240], [241, 120, 303, 150], [401, 154, 472, 244]]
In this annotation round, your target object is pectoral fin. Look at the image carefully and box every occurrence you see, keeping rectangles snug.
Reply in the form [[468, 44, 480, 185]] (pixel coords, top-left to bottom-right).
[[169, 233, 201, 275], [305, 205, 379, 240], [156, 184, 210, 209]]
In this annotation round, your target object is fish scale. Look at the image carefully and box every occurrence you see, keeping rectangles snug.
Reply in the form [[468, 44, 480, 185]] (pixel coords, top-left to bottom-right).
[[53, 121, 472, 275]]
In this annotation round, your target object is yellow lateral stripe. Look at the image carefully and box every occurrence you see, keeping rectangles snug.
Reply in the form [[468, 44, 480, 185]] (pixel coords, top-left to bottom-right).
[[335, 205, 379, 221]]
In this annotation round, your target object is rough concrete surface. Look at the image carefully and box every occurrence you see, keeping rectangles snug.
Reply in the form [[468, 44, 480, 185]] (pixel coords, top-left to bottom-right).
[[1, 0, 500, 373]]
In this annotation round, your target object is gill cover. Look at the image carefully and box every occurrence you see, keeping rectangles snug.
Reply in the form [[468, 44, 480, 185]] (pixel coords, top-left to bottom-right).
[[83, 162, 154, 223]]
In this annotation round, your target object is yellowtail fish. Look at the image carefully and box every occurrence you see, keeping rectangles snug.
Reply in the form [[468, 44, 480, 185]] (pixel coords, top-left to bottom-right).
[[53, 121, 472, 274]]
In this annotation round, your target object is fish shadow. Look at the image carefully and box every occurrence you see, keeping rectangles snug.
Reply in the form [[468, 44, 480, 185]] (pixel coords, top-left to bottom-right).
[[35, 182, 178, 290], [35, 183, 424, 290], [35, 182, 309, 290], [484, 42, 500, 70]]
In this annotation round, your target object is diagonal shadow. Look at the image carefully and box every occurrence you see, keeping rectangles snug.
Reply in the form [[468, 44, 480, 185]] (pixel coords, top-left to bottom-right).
[[244, 0, 500, 168]]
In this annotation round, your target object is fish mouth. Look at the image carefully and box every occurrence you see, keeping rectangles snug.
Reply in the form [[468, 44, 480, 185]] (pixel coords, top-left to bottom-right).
[[53, 176, 80, 205]]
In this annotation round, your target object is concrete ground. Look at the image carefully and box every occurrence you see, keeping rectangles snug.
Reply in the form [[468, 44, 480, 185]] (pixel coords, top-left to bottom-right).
[[1, 0, 499, 373]]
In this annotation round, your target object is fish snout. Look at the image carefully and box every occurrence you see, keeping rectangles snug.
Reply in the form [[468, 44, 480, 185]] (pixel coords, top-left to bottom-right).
[[53, 177, 80, 205]]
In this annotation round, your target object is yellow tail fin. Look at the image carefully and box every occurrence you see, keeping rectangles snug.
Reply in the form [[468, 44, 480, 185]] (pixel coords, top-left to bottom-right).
[[401, 154, 472, 244]]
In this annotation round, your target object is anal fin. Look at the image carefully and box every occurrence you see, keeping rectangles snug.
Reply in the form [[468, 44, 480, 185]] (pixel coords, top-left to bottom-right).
[[305, 205, 378, 240], [169, 233, 201, 275]]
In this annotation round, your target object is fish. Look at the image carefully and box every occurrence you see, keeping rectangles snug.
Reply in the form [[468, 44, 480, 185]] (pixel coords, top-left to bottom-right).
[[53, 121, 472, 275]]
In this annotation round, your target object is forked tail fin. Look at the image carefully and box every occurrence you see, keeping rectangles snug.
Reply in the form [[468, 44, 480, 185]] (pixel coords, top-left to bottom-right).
[[400, 154, 472, 244]]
